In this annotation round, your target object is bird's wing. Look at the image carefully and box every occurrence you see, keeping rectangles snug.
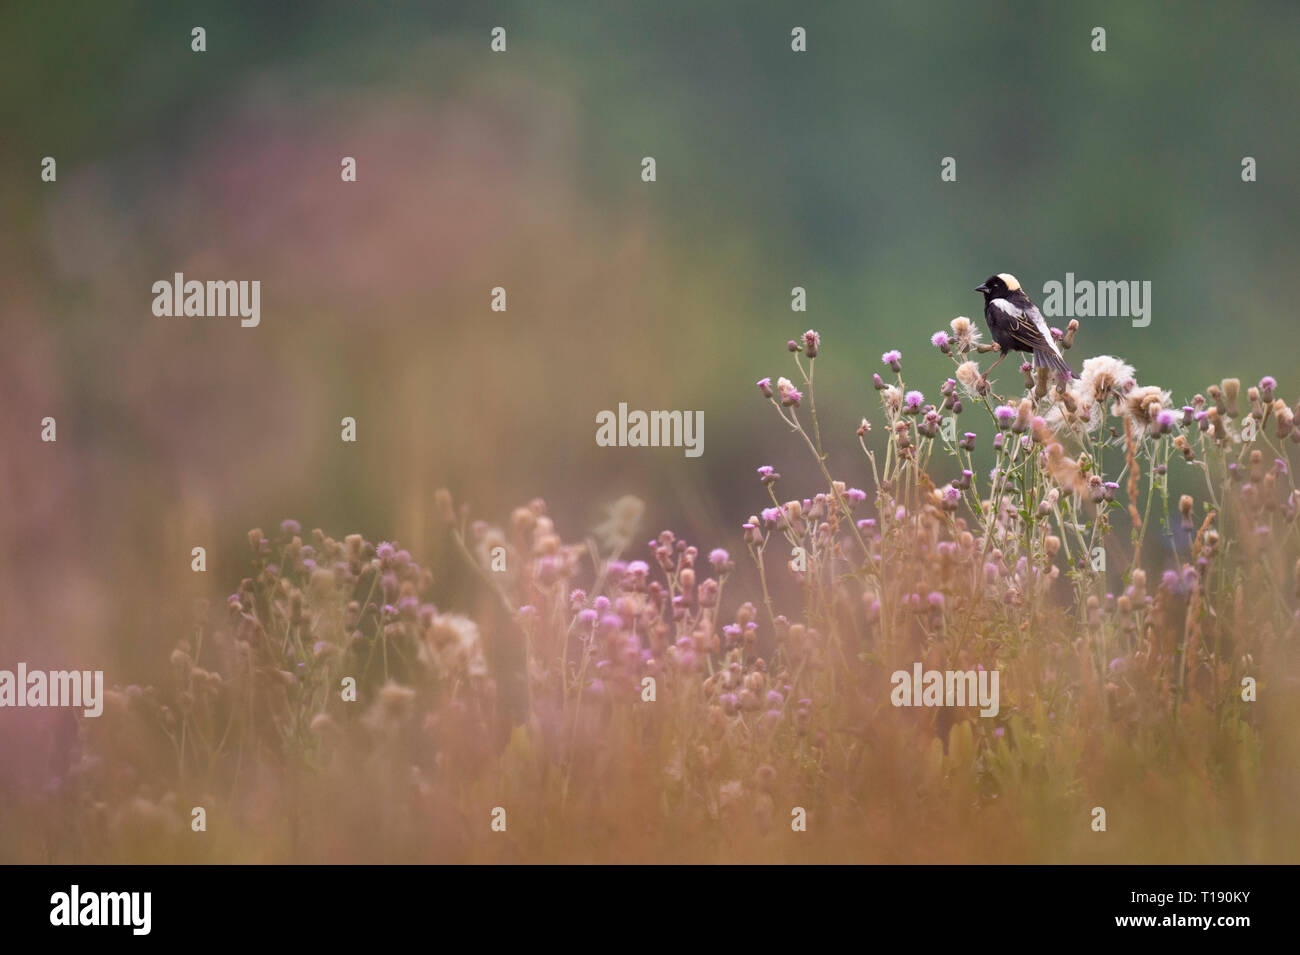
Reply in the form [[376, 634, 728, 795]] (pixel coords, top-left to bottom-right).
[[989, 298, 1063, 358]]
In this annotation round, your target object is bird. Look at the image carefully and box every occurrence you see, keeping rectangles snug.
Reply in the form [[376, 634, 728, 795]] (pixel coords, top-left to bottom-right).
[[974, 273, 1076, 381]]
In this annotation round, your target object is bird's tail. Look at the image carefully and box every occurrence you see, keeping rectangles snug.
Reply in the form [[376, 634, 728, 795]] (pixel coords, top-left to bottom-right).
[[1033, 348, 1077, 380]]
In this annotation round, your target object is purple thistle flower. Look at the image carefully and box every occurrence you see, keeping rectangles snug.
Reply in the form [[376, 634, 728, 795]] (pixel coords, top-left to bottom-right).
[[930, 331, 950, 350], [757, 377, 773, 398], [903, 390, 925, 412], [803, 329, 820, 357], [709, 548, 730, 568], [994, 405, 1016, 428], [881, 349, 902, 372]]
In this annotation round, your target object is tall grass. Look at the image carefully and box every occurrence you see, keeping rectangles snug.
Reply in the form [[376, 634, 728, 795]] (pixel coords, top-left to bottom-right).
[[14, 321, 1299, 863]]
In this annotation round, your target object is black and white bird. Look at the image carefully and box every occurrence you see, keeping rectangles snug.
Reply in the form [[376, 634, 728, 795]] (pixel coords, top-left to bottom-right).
[[975, 273, 1076, 380]]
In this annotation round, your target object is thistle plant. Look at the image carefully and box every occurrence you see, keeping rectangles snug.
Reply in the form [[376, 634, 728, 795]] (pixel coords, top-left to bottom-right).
[[753, 323, 1299, 723]]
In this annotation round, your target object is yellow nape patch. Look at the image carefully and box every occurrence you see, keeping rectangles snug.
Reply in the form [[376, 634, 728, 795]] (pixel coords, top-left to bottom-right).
[[997, 272, 1021, 291]]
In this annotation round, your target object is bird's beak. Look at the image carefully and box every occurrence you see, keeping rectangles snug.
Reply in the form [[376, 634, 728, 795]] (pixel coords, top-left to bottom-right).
[[974, 283, 989, 293]]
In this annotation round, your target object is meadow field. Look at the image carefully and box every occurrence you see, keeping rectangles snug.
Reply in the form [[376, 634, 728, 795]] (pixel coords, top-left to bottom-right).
[[2, 2, 1297, 867], [7, 322, 1298, 864]]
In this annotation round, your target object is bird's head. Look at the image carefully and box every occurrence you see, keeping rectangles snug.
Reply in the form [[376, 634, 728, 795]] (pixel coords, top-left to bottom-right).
[[975, 272, 1021, 300]]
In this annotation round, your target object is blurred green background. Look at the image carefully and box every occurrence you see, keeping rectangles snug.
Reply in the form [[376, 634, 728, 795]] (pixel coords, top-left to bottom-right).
[[1, 0, 1297, 682]]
